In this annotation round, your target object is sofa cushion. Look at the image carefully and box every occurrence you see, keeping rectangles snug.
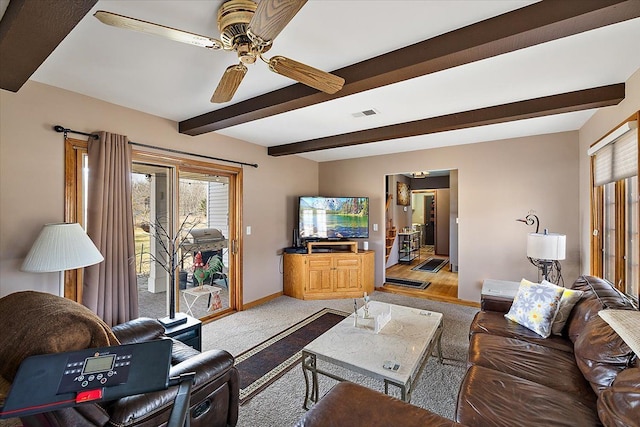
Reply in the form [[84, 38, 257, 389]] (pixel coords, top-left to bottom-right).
[[456, 365, 600, 427], [566, 276, 635, 343], [504, 279, 564, 338], [551, 287, 584, 335], [470, 311, 574, 353], [295, 382, 462, 427], [467, 333, 595, 402], [574, 316, 636, 396], [171, 338, 201, 364], [597, 367, 640, 427], [111, 317, 166, 344]]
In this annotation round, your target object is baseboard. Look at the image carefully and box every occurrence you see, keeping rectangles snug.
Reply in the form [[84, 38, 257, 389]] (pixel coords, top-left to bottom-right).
[[242, 291, 283, 310]]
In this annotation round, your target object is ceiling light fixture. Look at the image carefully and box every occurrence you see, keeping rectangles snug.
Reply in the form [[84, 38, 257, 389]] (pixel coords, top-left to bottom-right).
[[412, 171, 429, 178]]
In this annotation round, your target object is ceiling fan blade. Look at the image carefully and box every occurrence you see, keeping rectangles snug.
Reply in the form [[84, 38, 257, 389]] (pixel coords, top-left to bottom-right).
[[248, 0, 307, 47], [211, 64, 248, 103], [268, 56, 344, 94], [94, 11, 223, 50]]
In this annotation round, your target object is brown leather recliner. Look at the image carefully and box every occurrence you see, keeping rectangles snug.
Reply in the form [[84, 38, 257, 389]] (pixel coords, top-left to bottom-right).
[[0, 291, 238, 427]]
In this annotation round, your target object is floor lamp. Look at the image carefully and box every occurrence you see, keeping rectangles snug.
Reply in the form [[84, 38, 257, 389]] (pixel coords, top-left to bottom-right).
[[21, 223, 104, 296], [526, 230, 566, 285]]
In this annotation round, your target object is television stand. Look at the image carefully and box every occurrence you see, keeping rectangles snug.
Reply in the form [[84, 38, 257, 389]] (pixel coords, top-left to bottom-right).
[[283, 247, 374, 300], [307, 241, 358, 254]]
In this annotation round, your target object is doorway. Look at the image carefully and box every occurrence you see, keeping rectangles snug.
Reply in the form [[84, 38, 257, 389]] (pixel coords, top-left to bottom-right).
[[131, 160, 240, 322], [382, 170, 459, 303]]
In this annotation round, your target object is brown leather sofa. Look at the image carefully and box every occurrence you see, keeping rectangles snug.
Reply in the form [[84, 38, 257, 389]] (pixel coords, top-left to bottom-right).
[[20, 318, 239, 427], [296, 276, 639, 427], [0, 290, 239, 427]]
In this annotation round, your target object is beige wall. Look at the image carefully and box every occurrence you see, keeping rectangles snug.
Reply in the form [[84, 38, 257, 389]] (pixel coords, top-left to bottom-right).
[[0, 81, 319, 303], [319, 132, 580, 302], [3, 69, 637, 305], [578, 69, 640, 273]]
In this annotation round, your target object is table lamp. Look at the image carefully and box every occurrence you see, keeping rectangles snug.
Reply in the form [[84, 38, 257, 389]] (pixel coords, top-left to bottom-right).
[[526, 229, 566, 284], [21, 223, 104, 296]]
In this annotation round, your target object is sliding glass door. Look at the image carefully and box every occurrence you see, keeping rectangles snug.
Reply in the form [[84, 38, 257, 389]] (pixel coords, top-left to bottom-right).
[[132, 163, 174, 319], [132, 161, 239, 321], [176, 169, 235, 319], [65, 138, 241, 318]]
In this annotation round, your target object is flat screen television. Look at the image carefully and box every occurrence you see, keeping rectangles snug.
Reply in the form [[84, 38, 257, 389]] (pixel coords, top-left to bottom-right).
[[298, 196, 369, 241]]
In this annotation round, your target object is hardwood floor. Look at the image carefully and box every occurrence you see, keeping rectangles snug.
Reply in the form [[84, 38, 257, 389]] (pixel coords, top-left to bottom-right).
[[379, 247, 479, 308]]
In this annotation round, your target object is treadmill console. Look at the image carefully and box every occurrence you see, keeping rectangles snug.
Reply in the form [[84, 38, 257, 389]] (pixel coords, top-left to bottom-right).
[[1, 339, 172, 419], [58, 348, 132, 393]]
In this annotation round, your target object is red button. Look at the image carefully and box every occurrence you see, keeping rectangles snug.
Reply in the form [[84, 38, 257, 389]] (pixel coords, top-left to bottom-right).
[[76, 389, 103, 403]]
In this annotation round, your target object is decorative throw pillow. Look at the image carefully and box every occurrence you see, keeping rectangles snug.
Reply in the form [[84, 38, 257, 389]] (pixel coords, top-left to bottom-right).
[[550, 282, 584, 335], [504, 278, 564, 338]]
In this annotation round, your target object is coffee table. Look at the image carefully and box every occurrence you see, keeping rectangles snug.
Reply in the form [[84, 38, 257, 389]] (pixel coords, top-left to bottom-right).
[[301, 301, 443, 408]]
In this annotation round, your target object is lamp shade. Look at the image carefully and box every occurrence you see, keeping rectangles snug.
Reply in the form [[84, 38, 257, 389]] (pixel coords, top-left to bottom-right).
[[22, 223, 104, 272], [527, 232, 566, 261]]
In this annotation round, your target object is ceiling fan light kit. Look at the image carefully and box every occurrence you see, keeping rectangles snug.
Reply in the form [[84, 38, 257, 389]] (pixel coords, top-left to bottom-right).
[[94, 0, 343, 104]]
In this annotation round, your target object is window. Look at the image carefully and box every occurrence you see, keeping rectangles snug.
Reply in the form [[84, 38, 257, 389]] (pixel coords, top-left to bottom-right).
[[626, 176, 639, 297], [590, 114, 639, 301]]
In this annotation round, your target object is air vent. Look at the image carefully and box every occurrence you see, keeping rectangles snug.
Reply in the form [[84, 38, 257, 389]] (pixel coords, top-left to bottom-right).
[[352, 109, 379, 118]]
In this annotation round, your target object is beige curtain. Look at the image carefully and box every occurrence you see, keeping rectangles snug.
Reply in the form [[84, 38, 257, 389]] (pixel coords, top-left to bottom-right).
[[83, 131, 138, 326]]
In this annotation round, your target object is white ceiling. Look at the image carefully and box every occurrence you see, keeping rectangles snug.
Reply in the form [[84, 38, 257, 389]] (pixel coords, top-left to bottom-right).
[[29, 0, 640, 162]]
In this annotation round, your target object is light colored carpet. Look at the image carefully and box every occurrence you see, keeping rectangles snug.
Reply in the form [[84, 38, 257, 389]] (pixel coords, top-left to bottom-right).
[[201, 292, 478, 427]]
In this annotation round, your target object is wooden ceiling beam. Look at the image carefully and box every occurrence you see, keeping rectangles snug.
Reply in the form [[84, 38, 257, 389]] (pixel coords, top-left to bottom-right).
[[179, 0, 640, 136], [267, 84, 626, 156], [0, 0, 97, 92]]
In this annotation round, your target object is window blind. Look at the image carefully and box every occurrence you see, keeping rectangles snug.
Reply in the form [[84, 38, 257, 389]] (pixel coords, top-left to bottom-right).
[[591, 121, 638, 187]]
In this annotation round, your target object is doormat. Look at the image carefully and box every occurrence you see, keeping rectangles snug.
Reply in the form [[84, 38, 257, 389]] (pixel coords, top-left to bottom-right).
[[412, 257, 449, 273], [234, 308, 347, 405], [385, 277, 431, 290]]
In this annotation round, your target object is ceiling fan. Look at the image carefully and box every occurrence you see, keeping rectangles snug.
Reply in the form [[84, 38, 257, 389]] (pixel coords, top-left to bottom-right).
[[94, 0, 345, 103]]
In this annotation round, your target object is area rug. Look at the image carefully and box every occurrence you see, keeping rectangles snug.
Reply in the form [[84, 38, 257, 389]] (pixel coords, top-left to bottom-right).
[[412, 257, 449, 273], [385, 277, 430, 290], [234, 307, 347, 404]]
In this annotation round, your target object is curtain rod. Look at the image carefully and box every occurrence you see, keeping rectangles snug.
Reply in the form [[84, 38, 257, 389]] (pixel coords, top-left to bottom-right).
[[53, 125, 259, 168]]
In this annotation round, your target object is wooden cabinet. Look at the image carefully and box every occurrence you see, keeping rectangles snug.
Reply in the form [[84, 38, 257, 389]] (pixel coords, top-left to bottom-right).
[[284, 250, 374, 300]]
